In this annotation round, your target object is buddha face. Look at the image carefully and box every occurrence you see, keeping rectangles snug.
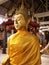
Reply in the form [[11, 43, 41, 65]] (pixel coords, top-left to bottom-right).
[[14, 14, 26, 30]]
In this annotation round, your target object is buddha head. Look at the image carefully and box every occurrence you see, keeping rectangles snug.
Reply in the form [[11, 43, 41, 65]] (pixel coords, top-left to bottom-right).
[[13, 2, 30, 30], [14, 14, 27, 30]]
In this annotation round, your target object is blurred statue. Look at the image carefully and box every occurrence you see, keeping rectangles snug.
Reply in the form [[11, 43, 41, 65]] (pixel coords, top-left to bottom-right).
[[2, 2, 41, 65]]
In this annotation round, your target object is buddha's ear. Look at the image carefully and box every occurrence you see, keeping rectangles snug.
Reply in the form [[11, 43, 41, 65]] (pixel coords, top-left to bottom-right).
[[26, 18, 31, 30]]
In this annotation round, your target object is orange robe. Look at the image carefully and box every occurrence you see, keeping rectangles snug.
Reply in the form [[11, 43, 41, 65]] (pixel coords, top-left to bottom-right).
[[8, 30, 41, 65]]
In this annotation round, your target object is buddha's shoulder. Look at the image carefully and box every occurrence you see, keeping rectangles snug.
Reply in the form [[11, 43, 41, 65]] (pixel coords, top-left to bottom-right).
[[8, 33, 16, 40]]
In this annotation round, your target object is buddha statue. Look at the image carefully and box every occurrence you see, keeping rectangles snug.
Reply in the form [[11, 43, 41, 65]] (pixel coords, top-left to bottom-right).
[[2, 1, 41, 65]]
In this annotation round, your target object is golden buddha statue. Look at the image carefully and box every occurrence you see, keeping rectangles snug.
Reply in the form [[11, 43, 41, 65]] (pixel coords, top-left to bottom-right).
[[2, 1, 41, 65]]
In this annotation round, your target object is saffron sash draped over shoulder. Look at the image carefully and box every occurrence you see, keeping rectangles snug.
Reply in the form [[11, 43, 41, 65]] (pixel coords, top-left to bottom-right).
[[8, 30, 41, 65]]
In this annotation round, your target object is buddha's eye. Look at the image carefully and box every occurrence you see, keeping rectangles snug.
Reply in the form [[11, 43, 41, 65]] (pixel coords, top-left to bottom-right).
[[17, 18, 20, 21]]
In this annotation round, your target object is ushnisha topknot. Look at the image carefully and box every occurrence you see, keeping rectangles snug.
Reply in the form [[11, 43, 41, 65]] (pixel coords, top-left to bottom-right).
[[14, 1, 29, 22]]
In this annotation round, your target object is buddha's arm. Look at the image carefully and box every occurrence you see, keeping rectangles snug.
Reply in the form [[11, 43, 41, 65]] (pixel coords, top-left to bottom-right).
[[2, 37, 10, 65]]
